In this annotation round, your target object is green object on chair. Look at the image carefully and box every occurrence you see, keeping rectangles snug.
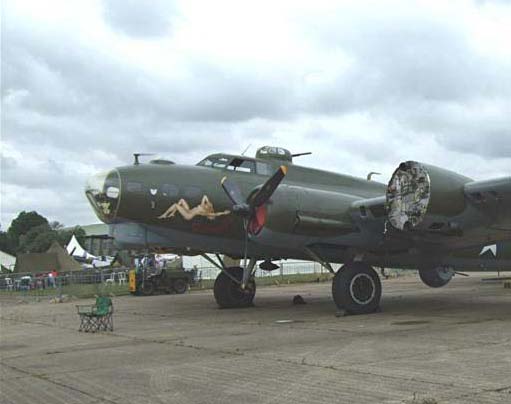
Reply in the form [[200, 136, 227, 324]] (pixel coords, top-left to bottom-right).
[[77, 296, 114, 332]]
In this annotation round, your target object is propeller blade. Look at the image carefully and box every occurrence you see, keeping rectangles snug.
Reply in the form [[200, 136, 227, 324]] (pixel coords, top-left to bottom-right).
[[221, 176, 245, 206], [251, 165, 287, 208]]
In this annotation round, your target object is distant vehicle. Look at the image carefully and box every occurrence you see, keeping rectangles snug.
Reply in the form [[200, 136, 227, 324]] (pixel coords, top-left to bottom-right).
[[0, 277, 14, 291], [129, 256, 197, 296], [86, 145, 511, 314], [18, 276, 33, 291]]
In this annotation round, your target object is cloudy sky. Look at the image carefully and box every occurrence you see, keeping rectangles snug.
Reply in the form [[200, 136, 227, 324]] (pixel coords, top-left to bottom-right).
[[1, 0, 510, 229]]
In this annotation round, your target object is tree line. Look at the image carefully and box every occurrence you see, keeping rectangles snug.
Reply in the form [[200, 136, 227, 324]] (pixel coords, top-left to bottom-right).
[[0, 211, 86, 256]]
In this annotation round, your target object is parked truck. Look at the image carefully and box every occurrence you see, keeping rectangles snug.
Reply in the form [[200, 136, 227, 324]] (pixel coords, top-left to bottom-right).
[[129, 255, 197, 296]]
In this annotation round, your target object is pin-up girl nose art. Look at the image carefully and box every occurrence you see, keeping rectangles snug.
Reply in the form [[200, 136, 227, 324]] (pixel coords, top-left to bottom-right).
[[158, 196, 230, 221]]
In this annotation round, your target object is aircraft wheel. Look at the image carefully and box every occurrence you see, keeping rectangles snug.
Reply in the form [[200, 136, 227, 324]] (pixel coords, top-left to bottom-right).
[[214, 267, 256, 309], [332, 262, 382, 315], [419, 266, 453, 288], [173, 279, 188, 294]]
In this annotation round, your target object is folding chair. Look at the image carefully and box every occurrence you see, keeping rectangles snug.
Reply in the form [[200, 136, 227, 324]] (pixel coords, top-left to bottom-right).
[[77, 296, 114, 332]]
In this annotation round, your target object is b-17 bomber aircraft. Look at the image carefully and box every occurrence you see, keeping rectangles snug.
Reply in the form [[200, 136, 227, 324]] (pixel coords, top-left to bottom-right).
[[86, 146, 511, 315]]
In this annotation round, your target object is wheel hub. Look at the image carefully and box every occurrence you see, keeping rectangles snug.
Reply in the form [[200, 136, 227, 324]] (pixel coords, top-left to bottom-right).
[[349, 273, 376, 305]]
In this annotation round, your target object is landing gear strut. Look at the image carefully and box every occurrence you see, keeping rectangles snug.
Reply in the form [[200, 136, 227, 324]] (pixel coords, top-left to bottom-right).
[[214, 267, 256, 308], [332, 262, 382, 315]]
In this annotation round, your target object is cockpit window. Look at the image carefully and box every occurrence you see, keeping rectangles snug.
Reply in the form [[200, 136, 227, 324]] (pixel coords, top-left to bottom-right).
[[198, 156, 258, 174], [226, 158, 255, 173], [256, 162, 272, 176], [198, 157, 230, 168]]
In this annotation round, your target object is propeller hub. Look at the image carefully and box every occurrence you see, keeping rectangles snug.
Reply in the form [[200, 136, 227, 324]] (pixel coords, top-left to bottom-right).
[[248, 205, 267, 235], [233, 204, 251, 216]]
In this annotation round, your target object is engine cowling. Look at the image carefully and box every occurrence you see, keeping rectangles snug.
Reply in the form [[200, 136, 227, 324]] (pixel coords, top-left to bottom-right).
[[257, 185, 358, 237], [386, 161, 472, 231]]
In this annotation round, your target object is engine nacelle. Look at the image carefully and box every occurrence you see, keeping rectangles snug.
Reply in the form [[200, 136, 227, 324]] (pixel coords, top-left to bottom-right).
[[259, 185, 358, 236], [386, 161, 472, 231]]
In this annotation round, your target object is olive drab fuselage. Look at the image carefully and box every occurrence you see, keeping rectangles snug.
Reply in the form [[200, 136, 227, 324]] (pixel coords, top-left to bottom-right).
[[86, 147, 511, 271]]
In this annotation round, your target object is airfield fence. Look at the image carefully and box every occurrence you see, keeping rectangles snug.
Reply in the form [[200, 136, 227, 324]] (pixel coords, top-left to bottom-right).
[[196, 260, 340, 281], [0, 269, 131, 301], [0, 262, 413, 301]]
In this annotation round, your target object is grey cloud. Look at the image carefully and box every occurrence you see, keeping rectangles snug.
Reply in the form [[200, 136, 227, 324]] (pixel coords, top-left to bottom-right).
[[102, 0, 175, 38], [2, 22, 291, 126], [377, 99, 511, 159], [300, 14, 511, 112], [435, 132, 511, 160], [1, 155, 73, 190]]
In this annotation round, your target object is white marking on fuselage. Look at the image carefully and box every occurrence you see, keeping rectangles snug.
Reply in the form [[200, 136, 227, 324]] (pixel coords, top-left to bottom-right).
[[480, 244, 497, 257]]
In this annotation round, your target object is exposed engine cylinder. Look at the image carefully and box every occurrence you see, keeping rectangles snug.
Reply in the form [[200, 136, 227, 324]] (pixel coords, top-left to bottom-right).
[[386, 161, 472, 231]]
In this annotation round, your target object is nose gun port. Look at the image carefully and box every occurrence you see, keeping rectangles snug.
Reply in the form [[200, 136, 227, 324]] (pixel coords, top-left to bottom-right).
[[85, 169, 121, 223]]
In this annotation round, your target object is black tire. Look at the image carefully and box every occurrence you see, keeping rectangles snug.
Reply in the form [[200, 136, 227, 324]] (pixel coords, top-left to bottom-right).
[[173, 278, 188, 294], [213, 267, 256, 309], [141, 280, 155, 296], [419, 267, 453, 288], [332, 262, 382, 315]]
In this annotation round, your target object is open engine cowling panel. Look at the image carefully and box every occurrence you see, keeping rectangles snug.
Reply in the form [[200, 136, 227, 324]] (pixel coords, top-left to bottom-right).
[[386, 161, 431, 231]]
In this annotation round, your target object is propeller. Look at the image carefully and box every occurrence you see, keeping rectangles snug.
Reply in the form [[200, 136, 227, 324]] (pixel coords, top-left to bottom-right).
[[221, 165, 288, 287], [221, 165, 287, 227]]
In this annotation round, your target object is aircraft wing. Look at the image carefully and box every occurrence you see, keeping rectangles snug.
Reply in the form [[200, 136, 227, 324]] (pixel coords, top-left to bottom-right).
[[350, 176, 511, 223], [464, 177, 511, 224], [348, 175, 511, 255]]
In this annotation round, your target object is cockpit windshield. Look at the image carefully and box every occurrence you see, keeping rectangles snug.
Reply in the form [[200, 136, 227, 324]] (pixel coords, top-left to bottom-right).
[[197, 156, 230, 169], [197, 155, 271, 175], [226, 158, 255, 173]]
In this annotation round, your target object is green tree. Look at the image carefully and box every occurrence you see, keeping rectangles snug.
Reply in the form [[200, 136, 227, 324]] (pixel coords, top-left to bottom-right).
[[8, 211, 49, 250], [0, 231, 16, 255], [7, 212, 87, 254], [50, 221, 64, 231], [18, 223, 56, 253]]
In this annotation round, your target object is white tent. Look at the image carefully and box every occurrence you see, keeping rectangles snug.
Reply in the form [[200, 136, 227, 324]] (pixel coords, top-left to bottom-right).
[[0, 250, 16, 272], [66, 235, 96, 260], [91, 256, 115, 268]]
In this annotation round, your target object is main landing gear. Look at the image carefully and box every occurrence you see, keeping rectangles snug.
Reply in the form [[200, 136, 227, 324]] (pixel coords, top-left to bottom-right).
[[201, 254, 257, 309], [214, 267, 256, 308], [332, 262, 382, 315]]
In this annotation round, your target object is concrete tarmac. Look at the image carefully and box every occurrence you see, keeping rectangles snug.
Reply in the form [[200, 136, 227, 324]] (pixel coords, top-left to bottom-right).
[[1, 274, 511, 404]]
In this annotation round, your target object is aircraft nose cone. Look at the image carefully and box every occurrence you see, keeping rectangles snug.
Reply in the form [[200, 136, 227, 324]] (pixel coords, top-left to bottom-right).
[[85, 169, 121, 223]]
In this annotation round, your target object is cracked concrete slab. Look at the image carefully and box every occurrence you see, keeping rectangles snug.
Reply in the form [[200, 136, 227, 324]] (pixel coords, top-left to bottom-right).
[[1, 274, 510, 404]]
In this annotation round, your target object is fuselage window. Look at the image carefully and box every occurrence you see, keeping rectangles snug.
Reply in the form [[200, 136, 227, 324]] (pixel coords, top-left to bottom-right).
[[184, 186, 202, 199], [162, 184, 179, 197], [127, 182, 143, 193]]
